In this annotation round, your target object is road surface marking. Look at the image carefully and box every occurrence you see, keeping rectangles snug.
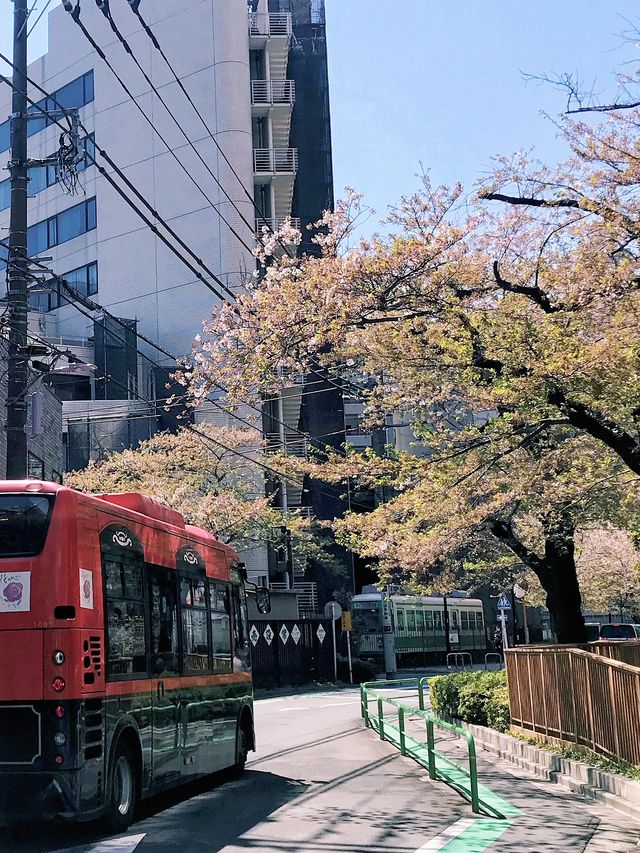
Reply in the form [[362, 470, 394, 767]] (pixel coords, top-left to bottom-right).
[[415, 818, 476, 850], [88, 834, 146, 853], [416, 819, 511, 852]]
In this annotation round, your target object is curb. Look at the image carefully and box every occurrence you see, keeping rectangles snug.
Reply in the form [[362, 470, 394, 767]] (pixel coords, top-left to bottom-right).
[[464, 722, 640, 823]]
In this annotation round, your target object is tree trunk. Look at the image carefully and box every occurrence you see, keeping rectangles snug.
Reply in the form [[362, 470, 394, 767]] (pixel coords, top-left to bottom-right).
[[540, 512, 587, 645], [488, 512, 587, 645]]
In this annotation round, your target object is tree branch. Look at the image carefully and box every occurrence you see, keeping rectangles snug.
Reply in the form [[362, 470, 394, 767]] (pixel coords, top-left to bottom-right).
[[485, 518, 549, 580], [480, 192, 580, 209], [493, 261, 562, 314], [547, 383, 640, 475]]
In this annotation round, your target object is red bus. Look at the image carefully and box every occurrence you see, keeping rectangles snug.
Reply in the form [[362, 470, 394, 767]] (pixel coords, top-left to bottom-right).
[[0, 481, 269, 828]]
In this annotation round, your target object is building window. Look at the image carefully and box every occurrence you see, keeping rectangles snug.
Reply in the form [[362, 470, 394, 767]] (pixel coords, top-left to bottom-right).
[[0, 71, 95, 155], [29, 261, 98, 313], [27, 452, 44, 479]]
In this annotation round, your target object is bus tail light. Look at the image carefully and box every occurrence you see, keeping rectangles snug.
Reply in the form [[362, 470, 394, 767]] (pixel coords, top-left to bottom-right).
[[55, 705, 64, 719], [54, 755, 64, 765], [52, 677, 65, 692], [54, 733, 66, 747]]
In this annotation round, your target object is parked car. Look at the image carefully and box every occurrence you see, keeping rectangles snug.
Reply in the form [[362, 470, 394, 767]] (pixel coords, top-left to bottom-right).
[[585, 623, 601, 642], [599, 623, 640, 641]]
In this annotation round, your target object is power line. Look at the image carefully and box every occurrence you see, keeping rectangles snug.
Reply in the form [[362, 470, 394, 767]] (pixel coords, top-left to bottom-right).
[[63, 1, 260, 264], [124, 0, 296, 259]]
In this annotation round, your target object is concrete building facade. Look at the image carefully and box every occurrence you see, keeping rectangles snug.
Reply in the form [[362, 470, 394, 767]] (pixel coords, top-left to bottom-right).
[[1, 0, 345, 603]]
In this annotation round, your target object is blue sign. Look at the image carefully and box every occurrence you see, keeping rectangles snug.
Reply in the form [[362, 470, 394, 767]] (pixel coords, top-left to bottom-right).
[[497, 593, 511, 610]]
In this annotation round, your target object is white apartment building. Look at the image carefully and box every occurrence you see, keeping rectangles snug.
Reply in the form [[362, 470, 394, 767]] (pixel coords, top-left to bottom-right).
[[1, 0, 343, 602]]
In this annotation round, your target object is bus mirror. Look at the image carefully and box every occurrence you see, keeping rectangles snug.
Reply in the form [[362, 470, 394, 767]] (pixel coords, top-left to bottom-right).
[[255, 587, 271, 615]]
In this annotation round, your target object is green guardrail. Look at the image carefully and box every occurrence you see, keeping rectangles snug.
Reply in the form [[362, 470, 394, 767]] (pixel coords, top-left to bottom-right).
[[360, 678, 489, 816]]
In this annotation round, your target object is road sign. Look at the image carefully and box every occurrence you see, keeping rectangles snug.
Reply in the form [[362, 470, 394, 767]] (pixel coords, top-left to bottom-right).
[[497, 593, 511, 610], [341, 611, 352, 631], [324, 601, 343, 620], [513, 582, 528, 600]]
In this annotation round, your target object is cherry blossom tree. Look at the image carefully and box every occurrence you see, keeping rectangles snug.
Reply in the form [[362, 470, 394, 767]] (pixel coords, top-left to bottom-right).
[[184, 104, 640, 642]]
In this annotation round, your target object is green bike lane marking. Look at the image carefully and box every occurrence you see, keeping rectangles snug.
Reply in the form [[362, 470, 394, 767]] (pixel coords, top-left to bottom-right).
[[368, 697, 522, 851]]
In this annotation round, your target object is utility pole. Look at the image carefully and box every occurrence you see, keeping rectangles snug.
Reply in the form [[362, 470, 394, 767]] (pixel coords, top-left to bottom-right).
[[6, 0, 29, 479]]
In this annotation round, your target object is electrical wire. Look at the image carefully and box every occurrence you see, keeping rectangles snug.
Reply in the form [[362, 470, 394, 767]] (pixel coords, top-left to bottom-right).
[[63, 2, 260, 265], [124, 0, 296, 259]]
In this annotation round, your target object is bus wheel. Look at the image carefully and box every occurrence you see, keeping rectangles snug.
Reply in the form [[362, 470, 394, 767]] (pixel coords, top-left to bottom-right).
[[105, 740, 138, 831], [234, 724, 250, 773]]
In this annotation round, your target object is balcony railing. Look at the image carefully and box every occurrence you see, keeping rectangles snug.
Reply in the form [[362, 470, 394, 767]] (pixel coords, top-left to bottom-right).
[[255, 217, 301, 235], [249, 12, 292, 38], [271, 581, 319, 613], [253, 148, 298, 174], [251, 80, 295, 106]]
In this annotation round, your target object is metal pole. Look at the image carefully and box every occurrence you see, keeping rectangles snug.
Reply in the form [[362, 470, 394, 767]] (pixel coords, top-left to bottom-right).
[[500, 608, 509, 652], [346, 630, 353, 684], [383, 587, 396, 679], [523, 602, 530, 644], [331, 616, 337, 682], [443, 595, 451, 655], [6, 0, 30, 479]]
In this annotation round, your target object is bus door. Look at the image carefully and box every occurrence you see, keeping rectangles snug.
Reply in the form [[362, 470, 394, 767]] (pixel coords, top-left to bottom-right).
[[148, 567, 181, 789]]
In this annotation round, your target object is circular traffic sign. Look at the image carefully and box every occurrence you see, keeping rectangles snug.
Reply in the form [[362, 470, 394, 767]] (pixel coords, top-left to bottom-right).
[[324, 601, 342, 620]]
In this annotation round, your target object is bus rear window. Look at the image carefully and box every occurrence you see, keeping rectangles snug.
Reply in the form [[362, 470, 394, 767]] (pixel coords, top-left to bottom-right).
[[0, 495, 54, 557]]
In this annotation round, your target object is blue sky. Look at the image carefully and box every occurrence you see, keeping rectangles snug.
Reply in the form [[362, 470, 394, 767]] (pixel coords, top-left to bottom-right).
[[1, 1, 639, 230]]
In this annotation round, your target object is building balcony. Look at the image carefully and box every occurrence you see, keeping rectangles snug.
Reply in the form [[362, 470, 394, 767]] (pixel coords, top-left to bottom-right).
[[249, 12, 292, 38], [255, 217, 301, 238], [251, 80, 295, 107], [248, 13, 292, 80], [253, 148, 298, 175]]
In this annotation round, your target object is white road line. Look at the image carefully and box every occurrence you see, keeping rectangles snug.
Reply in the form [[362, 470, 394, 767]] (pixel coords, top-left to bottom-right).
[[88, 833, 146, 853], [414, 818, 477, 851]]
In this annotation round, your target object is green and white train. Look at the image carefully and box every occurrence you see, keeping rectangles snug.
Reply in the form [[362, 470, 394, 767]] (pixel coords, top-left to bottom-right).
[[351, 591, 487, 661]]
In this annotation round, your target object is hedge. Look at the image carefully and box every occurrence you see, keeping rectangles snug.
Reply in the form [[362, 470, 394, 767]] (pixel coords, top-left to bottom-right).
[[429, 669, 510, 732]]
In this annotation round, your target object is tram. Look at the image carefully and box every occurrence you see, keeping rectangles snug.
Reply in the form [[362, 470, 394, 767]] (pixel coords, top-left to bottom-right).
[[351, 591, 486, 661]]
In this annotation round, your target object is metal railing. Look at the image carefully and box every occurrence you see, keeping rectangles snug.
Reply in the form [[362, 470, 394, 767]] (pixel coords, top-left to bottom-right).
[[253, 148, 299, 174], [255, 217, 301, 235], [251, 80, 296, 106], [248, 12, 293, 38], [360, 679, 484, 814], [270, 581, 318, 613], [447, 651, 473, 670], [506, 645, 640, 765]]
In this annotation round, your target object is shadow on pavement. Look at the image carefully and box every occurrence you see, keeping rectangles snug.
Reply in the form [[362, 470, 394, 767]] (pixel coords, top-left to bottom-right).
[[1, 769, 310, 853]]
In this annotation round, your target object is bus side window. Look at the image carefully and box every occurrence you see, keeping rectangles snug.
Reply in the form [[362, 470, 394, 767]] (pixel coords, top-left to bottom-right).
[[180, 577, 210, 673], [232, 584, 250, 672], [103, 554, 147, 677], [149, 568, 179, 676], [210, 582, 232, 672]]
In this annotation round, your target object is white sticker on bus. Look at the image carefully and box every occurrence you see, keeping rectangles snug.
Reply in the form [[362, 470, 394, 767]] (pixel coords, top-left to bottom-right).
[[80, 568, 94, 609], [0, 572, 31, 612]]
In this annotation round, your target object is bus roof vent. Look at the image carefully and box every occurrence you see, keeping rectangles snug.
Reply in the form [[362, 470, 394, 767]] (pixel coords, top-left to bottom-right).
[[98, 493, 186, 528]]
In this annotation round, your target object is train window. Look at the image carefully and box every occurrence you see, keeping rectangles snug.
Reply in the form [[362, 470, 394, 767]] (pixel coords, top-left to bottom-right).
[[416, 611, 425, 631], [407, 610, 416, 631], [475, 612, 484, 630], [396, 609, 405, 630], [451, 611, 459, 629], [434, 611, 442, 630], [425, 611, 434, 630], [461, 612, 469, 630]]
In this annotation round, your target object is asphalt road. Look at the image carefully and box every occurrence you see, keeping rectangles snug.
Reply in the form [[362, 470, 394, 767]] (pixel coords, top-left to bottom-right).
[[3, 686, 640, 852]]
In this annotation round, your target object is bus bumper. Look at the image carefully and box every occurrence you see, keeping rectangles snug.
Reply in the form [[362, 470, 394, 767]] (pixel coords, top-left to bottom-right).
[[0, 770, 80, 820]]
